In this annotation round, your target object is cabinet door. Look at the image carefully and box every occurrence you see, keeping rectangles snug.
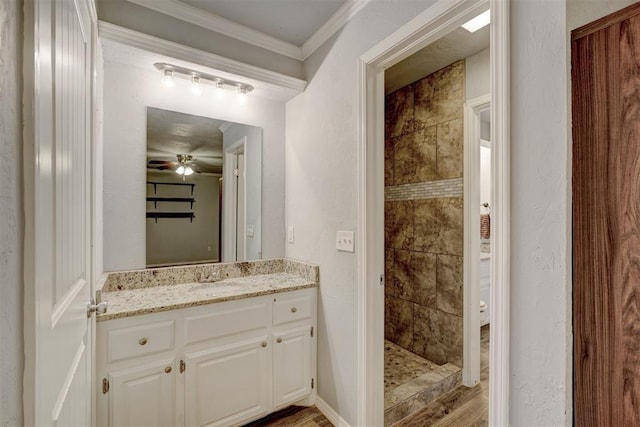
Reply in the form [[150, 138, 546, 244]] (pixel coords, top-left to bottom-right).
[[273, 326, 312, 408], [184, 337, 270, 427], [109, 360, 176, 427]]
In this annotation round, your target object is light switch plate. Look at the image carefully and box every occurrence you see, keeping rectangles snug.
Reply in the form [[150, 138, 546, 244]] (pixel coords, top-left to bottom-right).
[[287, 226, 295, 244], [336, 231, 355, 252], [247, 224, 254, 237]]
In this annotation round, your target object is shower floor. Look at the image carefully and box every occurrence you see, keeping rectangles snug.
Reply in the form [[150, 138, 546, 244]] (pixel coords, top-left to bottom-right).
[[384, 341, 462, 425]]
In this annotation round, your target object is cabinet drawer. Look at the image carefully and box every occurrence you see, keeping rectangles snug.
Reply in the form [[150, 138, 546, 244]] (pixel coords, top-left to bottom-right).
[[273, 296, 311, 326], [107, 321, 175, 363], [184, 301, 269, 346]]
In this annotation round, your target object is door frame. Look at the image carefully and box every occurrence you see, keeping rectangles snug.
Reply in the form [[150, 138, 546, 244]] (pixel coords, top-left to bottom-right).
[[356, 0, 510, 424], [222, 136, 247, 262], [462, 93, 491, 386]]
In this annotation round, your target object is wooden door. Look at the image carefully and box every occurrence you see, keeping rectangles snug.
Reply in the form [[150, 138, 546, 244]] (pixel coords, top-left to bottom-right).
[[23, 0, 97, 424], [572, 3, 640, 425], [110, 360, 177, 427], [184, 337, 270, 427]]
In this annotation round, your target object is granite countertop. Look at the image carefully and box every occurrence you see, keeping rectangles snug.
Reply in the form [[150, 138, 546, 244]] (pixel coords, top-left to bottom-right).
[[98, 272, 317, 321]]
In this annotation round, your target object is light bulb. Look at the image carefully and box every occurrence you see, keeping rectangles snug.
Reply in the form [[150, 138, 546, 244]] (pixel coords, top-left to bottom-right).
[[237, 86, 247, 105], [176, 165, 185, 175], [191, 75, 202, 95], [184, 166, 194, 176], [162, 70, 174, 87], [216, 82, 225, 100]]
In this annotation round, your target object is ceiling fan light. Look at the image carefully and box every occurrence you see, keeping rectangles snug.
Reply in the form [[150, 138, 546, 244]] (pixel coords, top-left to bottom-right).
[[184, 166, 194, 176], [176, 165, 185, 175]]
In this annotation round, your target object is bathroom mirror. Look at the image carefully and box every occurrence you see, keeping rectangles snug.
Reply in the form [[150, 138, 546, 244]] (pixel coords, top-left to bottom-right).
[[145, 107, 262, 267]]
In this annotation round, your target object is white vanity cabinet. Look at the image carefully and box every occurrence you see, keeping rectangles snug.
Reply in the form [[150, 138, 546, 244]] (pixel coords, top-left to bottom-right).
[[96, 287, 316, 427], [108, 359, 177, 427]]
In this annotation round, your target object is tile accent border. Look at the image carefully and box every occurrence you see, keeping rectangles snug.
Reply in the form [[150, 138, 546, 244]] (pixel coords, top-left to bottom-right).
[[385, 178, 463, 201]]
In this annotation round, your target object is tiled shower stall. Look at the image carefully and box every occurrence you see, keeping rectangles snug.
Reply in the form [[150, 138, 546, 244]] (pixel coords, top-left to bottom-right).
[[383, 60, 465, 424]]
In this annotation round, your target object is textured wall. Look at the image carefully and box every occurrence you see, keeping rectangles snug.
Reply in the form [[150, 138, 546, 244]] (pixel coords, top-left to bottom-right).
[[285, 1, 436, 424], [102, 40, 286, 271], [510, 0, 571, 424], [0, 0, 23, 425], [465, 48, 490, 101], [384, 61, 465, 367]]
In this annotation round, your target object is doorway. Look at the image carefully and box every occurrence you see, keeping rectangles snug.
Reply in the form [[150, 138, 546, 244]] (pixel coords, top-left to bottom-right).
[[356, 0, 510, 425], [222, 137, 247, 262]]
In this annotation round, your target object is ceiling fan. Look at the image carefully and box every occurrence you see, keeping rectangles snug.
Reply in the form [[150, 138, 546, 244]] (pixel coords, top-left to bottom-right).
[[147, 154, 199, 181]]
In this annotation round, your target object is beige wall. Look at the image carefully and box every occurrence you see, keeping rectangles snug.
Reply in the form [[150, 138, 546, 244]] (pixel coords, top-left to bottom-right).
[[146, 172, 220, 266], [384, 60, 465, 366]]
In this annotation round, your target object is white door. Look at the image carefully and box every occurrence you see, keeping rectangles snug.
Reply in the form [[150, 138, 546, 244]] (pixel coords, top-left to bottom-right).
[[184, 338, 270, 427], [110, 360, 177, 427], [273, 326, 312, 408], [24, 0, 97, 424]]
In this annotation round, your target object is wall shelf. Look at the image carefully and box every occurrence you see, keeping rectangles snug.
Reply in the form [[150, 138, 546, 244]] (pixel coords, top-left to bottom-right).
[[146, 212, 196, 223], [146, 197, 196, 209], [147, 181, 195, 195]]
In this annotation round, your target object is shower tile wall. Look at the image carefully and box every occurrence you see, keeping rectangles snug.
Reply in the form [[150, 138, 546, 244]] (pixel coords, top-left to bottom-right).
[[384, 60, 464, 367]]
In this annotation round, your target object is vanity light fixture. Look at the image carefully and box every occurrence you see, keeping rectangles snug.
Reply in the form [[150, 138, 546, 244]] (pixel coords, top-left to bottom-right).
[[154, 63, 254, 102], [215, 81, 225, 100], [191, 75, 202, 95], [237, 86, 247, 105], [162, 69, 175, 87], [461, 9, 490, 32]]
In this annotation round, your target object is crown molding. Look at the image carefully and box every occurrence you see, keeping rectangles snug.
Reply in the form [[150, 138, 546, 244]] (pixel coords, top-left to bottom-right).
[[302, 0, 372, 59], [218, 122, 234, 133], [98, 21, 307, 99], [125, 0, 304, 60]]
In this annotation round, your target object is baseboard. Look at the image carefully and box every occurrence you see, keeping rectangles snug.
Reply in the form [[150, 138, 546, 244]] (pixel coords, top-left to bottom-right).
[[315, 396, 350, 427]]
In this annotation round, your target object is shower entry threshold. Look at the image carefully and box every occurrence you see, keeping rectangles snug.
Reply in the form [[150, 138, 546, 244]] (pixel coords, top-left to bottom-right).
[[384, 340, 462, 426]]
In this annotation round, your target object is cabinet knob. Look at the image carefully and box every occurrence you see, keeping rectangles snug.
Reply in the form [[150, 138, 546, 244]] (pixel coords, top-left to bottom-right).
[[261, 341, 267, 348], [139, 337, 148, 346], [165, 366, 172, 374], [291, 307, 297, 313], [277, 337, 283, 343]]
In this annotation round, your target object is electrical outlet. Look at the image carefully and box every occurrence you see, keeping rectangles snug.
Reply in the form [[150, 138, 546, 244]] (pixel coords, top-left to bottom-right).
[[287, 226, 295, 244], [336, 231, 355, 252], [247, 224, 254, 238]]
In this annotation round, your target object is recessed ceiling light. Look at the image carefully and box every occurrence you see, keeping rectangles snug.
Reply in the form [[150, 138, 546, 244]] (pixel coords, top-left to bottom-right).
[[462, 10, 490, 33]]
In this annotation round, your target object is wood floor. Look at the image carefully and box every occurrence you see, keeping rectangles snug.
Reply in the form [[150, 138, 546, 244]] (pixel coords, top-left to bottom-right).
[[392, 325, 489, 426], [243, 406, 333, 426], [245, 326, 489, 426]]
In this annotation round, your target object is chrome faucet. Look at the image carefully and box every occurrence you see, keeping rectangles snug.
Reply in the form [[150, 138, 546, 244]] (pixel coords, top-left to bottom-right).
[[195, 271, 221, 283]]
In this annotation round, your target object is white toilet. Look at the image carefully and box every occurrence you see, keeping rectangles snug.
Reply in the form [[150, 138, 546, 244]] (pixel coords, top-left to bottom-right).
[[479, 255, 490, 326]]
